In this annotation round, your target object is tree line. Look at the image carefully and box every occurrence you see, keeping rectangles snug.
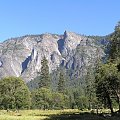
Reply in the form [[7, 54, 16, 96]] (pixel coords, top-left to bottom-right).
[[0, 56, 97, 110]]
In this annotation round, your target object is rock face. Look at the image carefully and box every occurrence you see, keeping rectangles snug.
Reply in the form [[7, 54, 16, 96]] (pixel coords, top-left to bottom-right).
[[0, 31, 105, 82]]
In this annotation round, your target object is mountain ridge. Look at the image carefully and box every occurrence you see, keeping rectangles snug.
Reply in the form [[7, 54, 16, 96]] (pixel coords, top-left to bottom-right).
[[0, 31, 106, 82]]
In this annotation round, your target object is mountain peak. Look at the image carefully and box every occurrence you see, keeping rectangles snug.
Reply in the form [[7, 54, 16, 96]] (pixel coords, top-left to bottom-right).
[[63, 30, 74, 38]]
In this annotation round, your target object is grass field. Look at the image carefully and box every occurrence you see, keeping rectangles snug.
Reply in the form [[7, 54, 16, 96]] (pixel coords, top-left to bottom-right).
[[0, 109, 120, 120], [0, 109, 79, 120]]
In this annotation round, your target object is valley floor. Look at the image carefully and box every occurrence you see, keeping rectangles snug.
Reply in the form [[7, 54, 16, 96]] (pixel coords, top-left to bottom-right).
[[0, 109, 120, 120]]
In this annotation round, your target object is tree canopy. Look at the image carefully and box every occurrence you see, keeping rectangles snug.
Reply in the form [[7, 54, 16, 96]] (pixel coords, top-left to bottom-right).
[[0, 77, 31, 109]]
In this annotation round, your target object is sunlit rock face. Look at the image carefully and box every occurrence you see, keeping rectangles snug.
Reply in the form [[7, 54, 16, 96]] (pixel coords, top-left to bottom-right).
[[0, 32, 105, 82]]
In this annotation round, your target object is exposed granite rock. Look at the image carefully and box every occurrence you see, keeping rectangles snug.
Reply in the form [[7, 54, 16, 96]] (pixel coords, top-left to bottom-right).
[[0, 32, 105, 82]]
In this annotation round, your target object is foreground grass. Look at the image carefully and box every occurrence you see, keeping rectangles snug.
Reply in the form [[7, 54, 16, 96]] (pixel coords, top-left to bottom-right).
[[0, 109, 120, 120], [0, 109, 79, 120]]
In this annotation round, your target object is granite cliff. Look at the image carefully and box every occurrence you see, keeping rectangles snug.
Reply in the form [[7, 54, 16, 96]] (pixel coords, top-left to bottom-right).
[[0, 31, 105, 82]]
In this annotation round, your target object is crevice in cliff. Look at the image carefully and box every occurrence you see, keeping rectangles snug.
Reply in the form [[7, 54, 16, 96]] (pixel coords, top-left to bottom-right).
[[57, 39, 65, 54], [21, 55, 31, 74]]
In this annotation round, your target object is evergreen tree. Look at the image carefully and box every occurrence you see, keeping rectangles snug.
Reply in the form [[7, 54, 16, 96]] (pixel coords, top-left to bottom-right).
[[85, 66, 96, 110], [108, 21, 120, 112], [58, 71, 66, 94], [109, 21, 120, 60], [38, 56, 50, 89]]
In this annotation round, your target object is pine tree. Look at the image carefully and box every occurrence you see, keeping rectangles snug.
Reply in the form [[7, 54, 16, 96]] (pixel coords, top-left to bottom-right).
[[109, 21, 120, 60], [58, 71, 66, 94], [38, 56, 50, 89], [85, 66, 96, 110]]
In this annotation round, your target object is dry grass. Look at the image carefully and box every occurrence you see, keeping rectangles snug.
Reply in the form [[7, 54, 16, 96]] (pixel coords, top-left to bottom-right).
[[0, 109, 79, 120], [0, 109, 120, 120]]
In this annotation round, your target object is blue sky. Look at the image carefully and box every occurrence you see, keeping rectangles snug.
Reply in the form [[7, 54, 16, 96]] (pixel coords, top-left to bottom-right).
[[0, 0, 120, 42]]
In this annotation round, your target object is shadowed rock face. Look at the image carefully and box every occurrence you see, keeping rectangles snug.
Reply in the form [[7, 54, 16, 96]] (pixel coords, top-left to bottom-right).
[[0, 31, 105, 82]]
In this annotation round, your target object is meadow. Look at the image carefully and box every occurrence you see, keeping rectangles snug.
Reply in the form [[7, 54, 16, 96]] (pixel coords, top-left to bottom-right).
[[0, 109, 79, 120], [0, 109, 120, 120]]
